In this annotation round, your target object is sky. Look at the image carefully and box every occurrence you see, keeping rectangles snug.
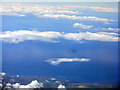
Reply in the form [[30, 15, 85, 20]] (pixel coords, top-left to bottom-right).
[[1, 0, 119, 2], [0, 2, 119, 85]]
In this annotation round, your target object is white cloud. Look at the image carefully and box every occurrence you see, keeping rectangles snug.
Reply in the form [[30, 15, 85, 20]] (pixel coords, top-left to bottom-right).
[[0, 30, 62, 43], [0, 30, 119, 43], [94, 27, 120, 32], [1, 3, 117, 18], [5, 80, 43, 88], [0, 3, 117, 24], [73, 23, 93, 29], [46, 58, 90, 65], [72, 23, 119, 32], [67, 5, 118, 12], [1, 12, 26, 17], [0, 3, 79, 17], [63, 32, 118, 42], [42, 14, 115, 24]]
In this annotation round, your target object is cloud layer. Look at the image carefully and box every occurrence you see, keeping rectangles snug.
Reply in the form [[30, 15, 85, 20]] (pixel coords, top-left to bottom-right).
[[1, 3, 117, 24], [0, 3, 79, 16], [0, 30, 118, 43], [67, 5, 118, 12], [73, 23, 120, 32], [0, 30, 62, 43], [46, 58, 90, 65], [42, 14, 115, 24], [94, 27, 120, 32]]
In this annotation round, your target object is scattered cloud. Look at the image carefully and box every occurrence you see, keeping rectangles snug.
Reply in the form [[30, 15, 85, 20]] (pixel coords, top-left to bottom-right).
[[0, 30, 62, 43], [73, 23, 93, 29], [1, 3, 117, 18], [0, 3, 79, 17], [63, 32, 118, 42], [67, 5, 118, 12], [0, 3, 117, 24], [42, 14, 116, 24], [46, 58, 90, 65], [94, 27, 120, 32], [1, 12, 26, 17], [5, 80, 43, 88], [0, 30, 119, 43], [73, 23, 119, 32]]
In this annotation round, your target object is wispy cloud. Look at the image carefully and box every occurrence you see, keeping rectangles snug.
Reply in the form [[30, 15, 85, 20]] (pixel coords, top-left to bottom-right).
[[63, 32, 118, 42], [1, 12, 26, 16], [0, 3, 117, 24], [0, 3, 79, 16], [67, 5, 118, 12], [94, 27, 120, 32], [0, 30, 118, 43], [46, 58, 90, 65], [73, 23, 119, 32], [73, 23, 93, 29], [42, 14, 115, 24]]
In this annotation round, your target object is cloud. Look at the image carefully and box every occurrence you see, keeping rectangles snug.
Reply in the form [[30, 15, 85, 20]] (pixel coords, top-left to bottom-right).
[[0, 30, 119, 43], [67, 5, 118, 12], [63, 32, 118, 42], [1, 3, 117, 24], [46, 58, 90, 65], [1, 3, 117, 18], [73, 23, 93, 29], [0, 3, 79, 17], [42, 14, 115, 24], [0, 30, 62, 43], [94, 27, 120, 32], [1, 12, 26, 17], [5, 80, 43, 88], [72, 23, 119, 32]]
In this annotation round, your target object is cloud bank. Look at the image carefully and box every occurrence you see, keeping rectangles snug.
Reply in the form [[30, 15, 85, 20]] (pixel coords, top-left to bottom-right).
[[1, 3, 117, 24], [0, 30, 62, 43], [73, 23, 119, 32], [0, 30, 118, 43], [46, 58, 90, 65], [0, 3, 79, 16], [42, 14, 115, 24], [67, 5, 118, 12], [94, 27, 120, 32]]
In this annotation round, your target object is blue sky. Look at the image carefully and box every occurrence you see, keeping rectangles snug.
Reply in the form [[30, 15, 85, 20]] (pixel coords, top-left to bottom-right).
[[1, 2, 119, 85]]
